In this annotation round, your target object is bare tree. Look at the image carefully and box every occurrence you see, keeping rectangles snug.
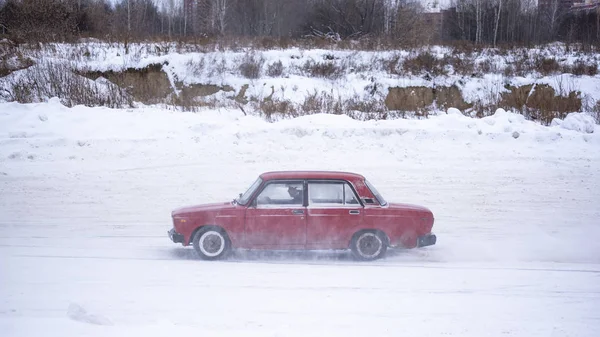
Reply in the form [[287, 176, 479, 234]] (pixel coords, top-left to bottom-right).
[[214, 0, 228, 35], [493, 0, 502, 46]]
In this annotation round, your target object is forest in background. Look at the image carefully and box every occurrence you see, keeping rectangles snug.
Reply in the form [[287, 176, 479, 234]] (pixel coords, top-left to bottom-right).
[[0, 0, 598, 48]]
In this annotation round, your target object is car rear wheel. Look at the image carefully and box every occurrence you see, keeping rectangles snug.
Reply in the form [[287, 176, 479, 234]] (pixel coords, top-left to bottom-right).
[[350, 230, 387, 261], [192, 227, 230, 260]]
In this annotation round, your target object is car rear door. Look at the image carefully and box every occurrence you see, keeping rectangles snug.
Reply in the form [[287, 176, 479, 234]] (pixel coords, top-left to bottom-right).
[[306, 180, 363, 248], [244, 180, 307, 248]]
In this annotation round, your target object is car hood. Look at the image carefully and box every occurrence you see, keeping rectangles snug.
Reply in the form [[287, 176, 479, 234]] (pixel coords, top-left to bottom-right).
[[387, 202, 432, 214], [172, 202, 234, 217]]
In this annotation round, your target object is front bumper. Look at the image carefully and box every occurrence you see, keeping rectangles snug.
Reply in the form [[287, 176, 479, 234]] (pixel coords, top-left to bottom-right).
[[417, 233, 437, 247], [168, 228, 184, 244]]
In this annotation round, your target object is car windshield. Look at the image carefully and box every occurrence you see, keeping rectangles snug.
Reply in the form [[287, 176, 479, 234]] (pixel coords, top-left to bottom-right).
[[237, 177, 262, 205], [364, 179, 387, 206]]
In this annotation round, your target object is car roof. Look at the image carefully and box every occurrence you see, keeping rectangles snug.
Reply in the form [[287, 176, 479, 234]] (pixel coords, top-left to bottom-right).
[[259, 170, 365, 181]]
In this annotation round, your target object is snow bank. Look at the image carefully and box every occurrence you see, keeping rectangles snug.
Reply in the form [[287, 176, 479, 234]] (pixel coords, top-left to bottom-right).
[[551, 112, 596, 133]]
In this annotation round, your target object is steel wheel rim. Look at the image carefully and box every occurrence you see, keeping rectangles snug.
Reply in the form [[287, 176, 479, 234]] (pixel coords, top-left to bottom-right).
[[357, 233, 382, 258], [199, 231, 225, 257]]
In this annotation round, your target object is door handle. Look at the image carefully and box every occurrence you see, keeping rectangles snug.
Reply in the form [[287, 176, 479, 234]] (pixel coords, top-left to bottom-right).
[[292, 209, 304, 215], [349, 210, 360, 215]]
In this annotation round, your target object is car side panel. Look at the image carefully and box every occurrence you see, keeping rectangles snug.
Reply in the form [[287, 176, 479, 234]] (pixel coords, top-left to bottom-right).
[[362, 207, 422, 248], [183, 207, 246, 246], [244, 207, 307, 248], [306, 207, 363, 248]]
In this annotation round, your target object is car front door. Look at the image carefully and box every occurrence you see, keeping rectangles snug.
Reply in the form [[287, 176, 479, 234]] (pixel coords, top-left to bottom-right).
[[244, 180, 307, 249], [306, 180, 363, 249]]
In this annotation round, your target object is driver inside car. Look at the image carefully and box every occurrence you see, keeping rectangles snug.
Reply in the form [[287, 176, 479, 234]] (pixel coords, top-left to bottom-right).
[[287, 185, 303, 203]]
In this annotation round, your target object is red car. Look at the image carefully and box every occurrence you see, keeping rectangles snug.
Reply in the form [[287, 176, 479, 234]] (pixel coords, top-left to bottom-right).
[[168, 171, 436, 261]]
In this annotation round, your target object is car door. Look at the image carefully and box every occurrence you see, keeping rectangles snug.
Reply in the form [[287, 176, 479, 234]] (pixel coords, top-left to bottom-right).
[[244, 180, 307, 249], [306, 180, 363, 249]]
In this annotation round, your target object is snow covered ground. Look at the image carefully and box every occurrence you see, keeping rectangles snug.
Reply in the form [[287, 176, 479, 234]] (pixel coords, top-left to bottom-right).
[[1, 99, 600, 336]]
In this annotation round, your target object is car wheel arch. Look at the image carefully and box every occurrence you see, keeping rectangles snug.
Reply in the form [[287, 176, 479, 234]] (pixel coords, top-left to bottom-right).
[[190, 224, 231, 245], [349, 229, 390, 248], [349, 229, 389, 261]]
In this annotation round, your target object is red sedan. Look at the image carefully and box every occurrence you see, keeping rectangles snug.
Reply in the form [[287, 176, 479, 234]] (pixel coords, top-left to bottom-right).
[[168, 171, 436, 261]]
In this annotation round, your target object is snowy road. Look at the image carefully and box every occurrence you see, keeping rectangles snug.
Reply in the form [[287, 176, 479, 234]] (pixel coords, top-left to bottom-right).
[[3, 244, 600, 337], [1, 102, 600, 336]]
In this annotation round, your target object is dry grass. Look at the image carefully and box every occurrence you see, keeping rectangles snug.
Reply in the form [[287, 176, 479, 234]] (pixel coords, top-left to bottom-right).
[[500, 83, 582, 125], [254, 90, 387, 121], [402, 52, 447, 76], [448, 55, 476, 76], [569, 60, 598, 76], [534, 57, 561, 76], [259, 99, 297, 120], [593, 101, 600, 124], [302, 60, 344, 79], [7, 61, 132, 108], [381, 54, 402, 75]]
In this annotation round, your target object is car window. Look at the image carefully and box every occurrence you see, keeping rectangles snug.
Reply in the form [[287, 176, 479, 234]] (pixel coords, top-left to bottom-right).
[[308, 182, 343, 206], [344, 183, 360, 205], [238, 177, 262, 205], [256, 181, 304, 207], [308, 182, 361, 207]]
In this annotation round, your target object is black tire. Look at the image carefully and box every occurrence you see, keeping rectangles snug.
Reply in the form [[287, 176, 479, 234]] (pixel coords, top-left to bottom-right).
[[192, 226, 231, 260], [350, 230, 387, 261]]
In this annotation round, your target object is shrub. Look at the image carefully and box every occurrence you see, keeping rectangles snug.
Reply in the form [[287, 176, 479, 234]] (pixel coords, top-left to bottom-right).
[[301, 90, 326, 112], [267, 60, 284, 77], [302, 60, 344, 79], [345, 95, 386, 113], [239, 52, 264, 79], [402, 52, 446, 76], [535, 57, 560, 76], [503, 64, 515, 77], [259, 98, 297, 120], [570, 60, 598, 76], [477, 59, 498, 74], [383, 55, 401, 75], [448, 55, 475, 76]]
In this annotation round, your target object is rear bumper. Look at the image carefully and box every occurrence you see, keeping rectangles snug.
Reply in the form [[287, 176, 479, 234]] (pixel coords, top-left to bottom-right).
[[417, 233, 437, 247], [168, 228, 184, 244]]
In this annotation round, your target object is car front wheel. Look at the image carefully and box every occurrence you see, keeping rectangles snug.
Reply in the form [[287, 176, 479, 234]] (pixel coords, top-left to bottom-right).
[[192, 227, 230, 260], [350, 230, 387, 261]]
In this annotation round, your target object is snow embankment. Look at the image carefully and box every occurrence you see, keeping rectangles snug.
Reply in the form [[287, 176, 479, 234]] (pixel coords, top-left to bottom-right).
[[1, 98, 597, 146], [551, 112, 597, 133]]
